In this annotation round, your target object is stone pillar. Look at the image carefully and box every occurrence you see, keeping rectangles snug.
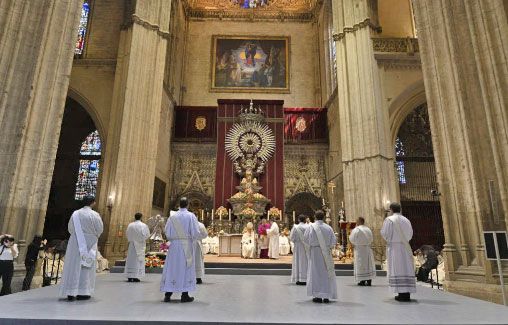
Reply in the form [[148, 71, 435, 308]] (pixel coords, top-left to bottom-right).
[[331, 0, 398, 260], [0, 0, 82, 257], [99, 0, 170, 260], [412, 0, 508, 302]]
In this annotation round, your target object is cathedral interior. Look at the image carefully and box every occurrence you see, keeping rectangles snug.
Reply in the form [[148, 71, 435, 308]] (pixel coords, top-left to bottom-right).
[[0, 0, 507, 307]]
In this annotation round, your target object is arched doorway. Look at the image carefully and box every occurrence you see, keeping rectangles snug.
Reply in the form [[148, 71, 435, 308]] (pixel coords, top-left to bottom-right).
[[43, 97, 102, 240], [395, 103, 444, 249], [285, 192, 322, 218]]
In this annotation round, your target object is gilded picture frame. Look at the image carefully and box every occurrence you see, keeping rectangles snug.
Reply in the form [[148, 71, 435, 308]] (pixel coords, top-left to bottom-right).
[[210, 35, 290, 93]]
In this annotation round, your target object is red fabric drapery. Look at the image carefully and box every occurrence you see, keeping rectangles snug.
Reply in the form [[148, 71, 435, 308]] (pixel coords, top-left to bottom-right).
[[173, 106, 217, 141], [283, 107, 327, 144], [214, 99, 285, 215]]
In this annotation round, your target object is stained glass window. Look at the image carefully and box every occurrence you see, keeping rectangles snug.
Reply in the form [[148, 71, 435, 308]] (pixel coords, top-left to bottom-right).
[[75, 1, 90, 56], [75, 130, 101, 200], [395, 137, 407, 184]]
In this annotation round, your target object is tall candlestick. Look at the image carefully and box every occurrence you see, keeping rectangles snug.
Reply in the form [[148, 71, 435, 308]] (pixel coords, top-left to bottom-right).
[[267, 211, 270, 220], [212, 209, 214, 219], [229, 209, 232, 221], [201, 210, 204, 221], [293, 211, 296, 223], [341, 201, 344, 208]]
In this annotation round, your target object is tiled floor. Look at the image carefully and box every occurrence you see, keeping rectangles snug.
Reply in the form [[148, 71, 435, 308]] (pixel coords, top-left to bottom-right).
[[0, 273, 507, 324]]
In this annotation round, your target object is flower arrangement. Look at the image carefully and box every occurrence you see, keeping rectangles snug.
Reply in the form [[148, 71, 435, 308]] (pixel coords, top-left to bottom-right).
[[240, 207, 257, 218], [268, 207, 281, 217], [216, 206, 228, 217], [145, 255, 165, 268], [159, 241, 170, 252]]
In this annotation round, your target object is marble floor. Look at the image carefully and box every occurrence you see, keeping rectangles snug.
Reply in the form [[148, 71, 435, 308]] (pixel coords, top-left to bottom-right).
[[0, 273, 507, 324]]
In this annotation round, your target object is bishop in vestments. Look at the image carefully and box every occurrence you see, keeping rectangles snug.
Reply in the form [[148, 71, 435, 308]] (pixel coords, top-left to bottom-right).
[[160, 197, 201, 303], [304, 210, 337, 303], [290, 214, 310, 285], [349, 217, 376, 286], [381, 202, 416, 302], [125, 212, 150, 282]]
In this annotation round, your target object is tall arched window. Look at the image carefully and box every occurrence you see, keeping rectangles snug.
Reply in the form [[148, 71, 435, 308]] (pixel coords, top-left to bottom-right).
[[75, 130, 101, 200], [75, 1, 91, 57]]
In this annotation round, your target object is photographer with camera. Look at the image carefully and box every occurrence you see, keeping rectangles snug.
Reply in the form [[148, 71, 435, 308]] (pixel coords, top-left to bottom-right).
[[0, 234, 18, 295]]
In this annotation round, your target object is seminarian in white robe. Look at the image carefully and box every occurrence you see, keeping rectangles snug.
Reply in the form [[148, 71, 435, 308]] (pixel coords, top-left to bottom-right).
[[304, 212, 337, 302], [160, 203, 201, 301], [267, 220, 280, 259], [194, 222, 208, 283], [290, 218, 310, 284], [241, 223, 256, 259], [381, 202, 416, 301], [279, 234, 291, 256], [349, 220, 376, 285], [125, 214, 150, 281], [59, 198, 103, 299]]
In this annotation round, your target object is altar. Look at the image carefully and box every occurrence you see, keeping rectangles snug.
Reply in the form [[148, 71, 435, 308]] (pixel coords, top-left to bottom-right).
[[218, 234, 242, 257]]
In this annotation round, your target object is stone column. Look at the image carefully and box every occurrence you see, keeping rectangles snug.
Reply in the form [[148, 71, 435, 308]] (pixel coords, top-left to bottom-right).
[[99, 0, 170, 260], [331, 0, 398, 259], [0, 0, 82, 256], [412, 0, 508, 302]]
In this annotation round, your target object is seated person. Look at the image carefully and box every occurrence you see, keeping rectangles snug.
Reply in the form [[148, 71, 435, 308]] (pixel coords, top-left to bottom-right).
[[416, 245, 439, 282], [241, 222, 257, 259], [279, 230, 291, 256], [96, 250, 109, 273], [210, 232, 219, 255]]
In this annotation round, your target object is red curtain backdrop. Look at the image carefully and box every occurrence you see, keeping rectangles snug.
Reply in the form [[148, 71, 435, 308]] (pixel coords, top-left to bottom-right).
[[284, 107, 327, 143], [173, 106, 217, 141], [215, 99, 285, 215]]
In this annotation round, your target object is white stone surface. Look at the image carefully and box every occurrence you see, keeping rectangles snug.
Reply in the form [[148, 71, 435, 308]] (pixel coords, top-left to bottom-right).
[[0, 274, 507, 324]]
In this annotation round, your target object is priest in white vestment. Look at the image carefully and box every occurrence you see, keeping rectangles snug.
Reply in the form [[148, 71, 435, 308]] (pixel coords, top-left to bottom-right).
[[59, 196, 103, 301], [194, 222, 208, 284], [304, 210, 337, 303], [241, 222, 256, 259], [160, 197, 201, 303], [290, 214, 310, 285], [267, 219, 280, 259], [381, 202, 416, 302], [210, 234, 219, 254], [279, 231, 291, 256], [349, 217, 376, 286], [125, 213, 150, 282]]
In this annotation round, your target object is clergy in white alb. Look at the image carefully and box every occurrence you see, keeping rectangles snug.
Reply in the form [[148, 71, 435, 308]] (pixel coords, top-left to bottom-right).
[[160, 197, 201, 303], [304, 210, 337, 303], [59, 196, 103, 300], [241, 222, 256, 259], [349, 217, 376, 286], [290, 214, 310, 285], [194, 222, 208, 284], [125, 213, 150, 282], [267, 219, 280, 259], [380, 202, 416, 302], [279, 232, 291, 256]]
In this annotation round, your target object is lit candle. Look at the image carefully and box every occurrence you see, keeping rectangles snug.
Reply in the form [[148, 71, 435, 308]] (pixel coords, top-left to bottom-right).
[[267, 211, 270, 220], [212, 209, 214, 219], [201, 210, 204, 221], [229, 209, 232, 221], [293, 211, 296, 223], [341, 201, 344, 208]]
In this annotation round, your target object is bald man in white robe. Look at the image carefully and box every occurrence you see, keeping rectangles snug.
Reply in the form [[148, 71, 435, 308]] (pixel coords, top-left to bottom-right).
[[125, 213, 150, 282], [349, 217, 376, 286]]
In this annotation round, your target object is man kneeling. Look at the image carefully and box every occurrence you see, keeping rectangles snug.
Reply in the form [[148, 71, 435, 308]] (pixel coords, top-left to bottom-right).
[[304, 210, 337, 303]]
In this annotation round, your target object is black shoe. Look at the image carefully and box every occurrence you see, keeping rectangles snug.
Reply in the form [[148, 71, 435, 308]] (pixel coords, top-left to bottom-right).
[[127, 278, 133, 282], [196, 278, 203, 284], [164, 293, 172, 303], [299, 281, 307, 286], [132, 278, 141, 282], [323, 299, 330, 303], [67, 296, 76, 301], [395, 293, 411, 302], [181, 295, 194, 303], [312, 297, 323, 303], [76, 295, 91, 300], [366, 280, 372, 286], [358, 281, 366, 286]]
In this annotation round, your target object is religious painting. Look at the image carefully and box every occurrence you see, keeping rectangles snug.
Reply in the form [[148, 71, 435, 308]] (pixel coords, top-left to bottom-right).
[[211, 36, 290, 93]]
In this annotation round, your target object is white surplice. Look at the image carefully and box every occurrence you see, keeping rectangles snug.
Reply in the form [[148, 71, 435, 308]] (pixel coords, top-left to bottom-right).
[[194, 222, 208, 279], [241, 231, 256, 258], [380, 213, 416, 293], [210, 236, 219, 254], [125, 220, 150, 279], [349, 225, 376, 282], [267, 222, 280, 259], [202, 236, 211, 254], [304, 220, 337, 299], [59, 206, 103, 297], [279, 235, 290, 256], [160, 208, 201, 293], [290, 222, 310, 283]]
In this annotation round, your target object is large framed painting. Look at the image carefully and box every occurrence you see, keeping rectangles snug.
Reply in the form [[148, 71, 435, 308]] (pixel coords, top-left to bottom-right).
[[211, 35, 290, 93]]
